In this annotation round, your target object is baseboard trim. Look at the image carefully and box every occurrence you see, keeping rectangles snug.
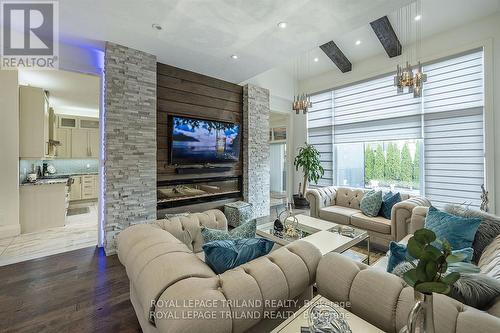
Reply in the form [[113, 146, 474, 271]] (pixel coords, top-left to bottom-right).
[[0, 224, 20, 239]]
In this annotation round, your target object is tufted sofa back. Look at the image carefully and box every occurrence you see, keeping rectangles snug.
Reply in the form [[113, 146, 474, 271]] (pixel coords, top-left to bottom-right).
[[154, 209, 227, 253], [335, 187, 366, 209], [333, 187, 411, 209]]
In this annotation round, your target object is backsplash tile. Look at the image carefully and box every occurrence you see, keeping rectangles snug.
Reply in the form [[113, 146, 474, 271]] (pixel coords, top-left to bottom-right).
[[20, 159, 99, 182]]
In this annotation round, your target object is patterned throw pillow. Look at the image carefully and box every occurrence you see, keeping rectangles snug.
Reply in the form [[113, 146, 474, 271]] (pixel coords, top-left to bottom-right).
[[386, 241, 473, 273], [360, 190, 383, 217], [202, 238, 274, 274], [444, 204, 500, 264], [424, 206, 482, 250], [379, 192, 402, 219], [201, 219, 256, 243]]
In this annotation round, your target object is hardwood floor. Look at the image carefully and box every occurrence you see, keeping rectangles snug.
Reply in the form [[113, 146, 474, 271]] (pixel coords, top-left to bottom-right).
[[0, 246, 141, 333]]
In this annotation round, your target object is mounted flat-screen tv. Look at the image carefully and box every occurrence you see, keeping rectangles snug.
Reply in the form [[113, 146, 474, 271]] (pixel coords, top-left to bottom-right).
[[170, 116, 241, 164]]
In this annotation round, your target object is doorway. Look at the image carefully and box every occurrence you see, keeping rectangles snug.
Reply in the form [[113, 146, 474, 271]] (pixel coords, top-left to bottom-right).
[[0, 69, 101, 266]]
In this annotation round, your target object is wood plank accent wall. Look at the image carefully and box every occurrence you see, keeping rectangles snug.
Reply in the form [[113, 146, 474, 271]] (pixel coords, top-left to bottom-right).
[[156, 63, 244, 181]]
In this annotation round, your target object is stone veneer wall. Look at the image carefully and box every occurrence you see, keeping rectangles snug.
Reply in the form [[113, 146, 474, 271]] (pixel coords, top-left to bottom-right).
[[103, 42, 157, 254], [242, 84, 270, 218]]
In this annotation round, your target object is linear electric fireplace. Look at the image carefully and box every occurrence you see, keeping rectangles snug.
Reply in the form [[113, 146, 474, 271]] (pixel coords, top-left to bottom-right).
[[157, 176, 241, 209]]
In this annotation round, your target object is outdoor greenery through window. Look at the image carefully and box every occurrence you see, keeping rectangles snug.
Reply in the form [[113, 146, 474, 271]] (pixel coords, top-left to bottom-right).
[[364, 141, 420, 192]]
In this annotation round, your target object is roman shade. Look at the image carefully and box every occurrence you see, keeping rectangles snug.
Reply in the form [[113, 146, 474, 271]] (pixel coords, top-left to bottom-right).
[[423, 50, 484, 208], [307, 91, 333, 187], [333, 74, 421, 143]]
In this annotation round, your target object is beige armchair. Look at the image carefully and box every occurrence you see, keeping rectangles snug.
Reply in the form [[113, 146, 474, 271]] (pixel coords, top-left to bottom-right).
[[306, 186, 431, 247]]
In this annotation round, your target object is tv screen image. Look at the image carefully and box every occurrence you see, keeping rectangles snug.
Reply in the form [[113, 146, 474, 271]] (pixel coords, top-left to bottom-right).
[[171, 116, 241, 164]]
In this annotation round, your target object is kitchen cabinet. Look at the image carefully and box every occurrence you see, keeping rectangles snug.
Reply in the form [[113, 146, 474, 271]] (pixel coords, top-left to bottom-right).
[[70, 175, 98, 201], [19, 86, 56, 159], [70, 176, 82, 201], [20, 183, 68, 233], [56, 128, 72, 158], [71, 129, 89, 158], [89, 130, 99, 158], [64, 128, 99, 159]]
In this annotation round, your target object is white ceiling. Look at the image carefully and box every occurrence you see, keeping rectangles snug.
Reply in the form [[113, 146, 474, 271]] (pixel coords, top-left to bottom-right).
[[18, 70, 100, 118], [288, 0, 500, 80], [57, 0, 416, 83]]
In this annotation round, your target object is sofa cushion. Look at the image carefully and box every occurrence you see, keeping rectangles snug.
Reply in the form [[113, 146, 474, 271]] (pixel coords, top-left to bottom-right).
[[202, 238, 274, 274], [360, 190, 383, 217], [425, 206, 482, 250], [444, 204, 500, 264], [387, 241, 473, 273], [335, 187, 365, 209], [379, 192, 402, 219], [319, 206, 360, 225], [351, 212, 391, 234], [201, 219, 256, 243]]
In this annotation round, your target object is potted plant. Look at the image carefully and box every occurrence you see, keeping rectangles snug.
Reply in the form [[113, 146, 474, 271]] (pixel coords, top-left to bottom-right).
[[401, 229, 477, 333], [293, 143, 324, 208]]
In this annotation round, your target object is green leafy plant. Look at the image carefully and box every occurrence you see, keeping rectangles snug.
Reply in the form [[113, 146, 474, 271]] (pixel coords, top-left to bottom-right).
[[403, 229, 468, 295], [294, 143, 324, 197]]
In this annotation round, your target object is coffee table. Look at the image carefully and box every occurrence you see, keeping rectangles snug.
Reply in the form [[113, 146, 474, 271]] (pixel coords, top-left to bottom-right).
[[270, 294, 383, 333], [256, 214, 370, 264]]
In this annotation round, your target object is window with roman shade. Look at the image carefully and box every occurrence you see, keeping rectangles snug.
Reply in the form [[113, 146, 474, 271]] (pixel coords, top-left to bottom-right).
[[306, 91, 333, 187], [306, 48, 486, 208], [422, 50, 484, 208]]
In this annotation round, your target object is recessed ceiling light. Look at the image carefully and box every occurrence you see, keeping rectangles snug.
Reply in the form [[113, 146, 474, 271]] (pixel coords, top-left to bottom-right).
[[414, 15, 422, 21], [355, 40, 361, 46], [313, 57, 319, 62], [277, 22, 287, 29], [230, 55, 238, 60], [152, 23, 162, 30]]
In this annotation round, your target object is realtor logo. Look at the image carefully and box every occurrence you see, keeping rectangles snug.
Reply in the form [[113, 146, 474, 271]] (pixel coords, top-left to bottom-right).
[[1, 1, 59, 69]]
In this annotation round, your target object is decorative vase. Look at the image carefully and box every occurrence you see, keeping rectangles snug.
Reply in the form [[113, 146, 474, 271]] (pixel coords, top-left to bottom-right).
[[401, 291, 435, 333]]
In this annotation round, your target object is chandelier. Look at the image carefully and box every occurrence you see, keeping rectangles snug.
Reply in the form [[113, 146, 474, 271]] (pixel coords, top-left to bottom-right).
[[293, 93, 312, 114], [394, 0, 427, 98], [292, 52, 313, 114], [395, 61, 427, 97]]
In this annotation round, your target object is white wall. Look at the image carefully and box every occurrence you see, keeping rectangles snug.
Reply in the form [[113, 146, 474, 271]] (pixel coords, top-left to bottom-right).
[[296, 12, 500, 213], [0, 71, 20, 238]]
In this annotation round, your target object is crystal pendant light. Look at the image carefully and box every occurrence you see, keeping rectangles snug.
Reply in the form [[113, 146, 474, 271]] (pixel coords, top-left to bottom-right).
[[394, 0, 427, 98], [292, 52, 313, 114]]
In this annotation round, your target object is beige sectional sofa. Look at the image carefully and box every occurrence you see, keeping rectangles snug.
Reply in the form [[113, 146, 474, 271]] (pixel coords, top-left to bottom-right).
[[117, 210, 322, 333], [306, 186, 430, 247], [316, 251, 500, 333], [329, 205, 499, 332]]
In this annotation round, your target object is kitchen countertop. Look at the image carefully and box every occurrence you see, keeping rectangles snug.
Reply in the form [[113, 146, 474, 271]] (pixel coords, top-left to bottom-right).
[[20, 172, 98, 186], [21, 178, 70, 186]]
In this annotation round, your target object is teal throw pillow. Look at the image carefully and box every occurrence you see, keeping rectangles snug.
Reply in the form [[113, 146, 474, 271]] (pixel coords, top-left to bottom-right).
[[424, 206, 482, 250], [201, 219, 256, 243], [379, 192, 402, 219], [202, 238, 274, 274], [360, 190, 383, 217], [386, 240, 473, 273]]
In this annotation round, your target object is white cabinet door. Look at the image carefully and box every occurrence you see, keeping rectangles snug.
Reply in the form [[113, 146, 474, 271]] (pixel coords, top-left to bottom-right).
[[19, 86, 46, 158], [88, 130, 99, 158], [69, 176, 82, 201], [56, 128, 72, 158], [71, 129, 89, 158]]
